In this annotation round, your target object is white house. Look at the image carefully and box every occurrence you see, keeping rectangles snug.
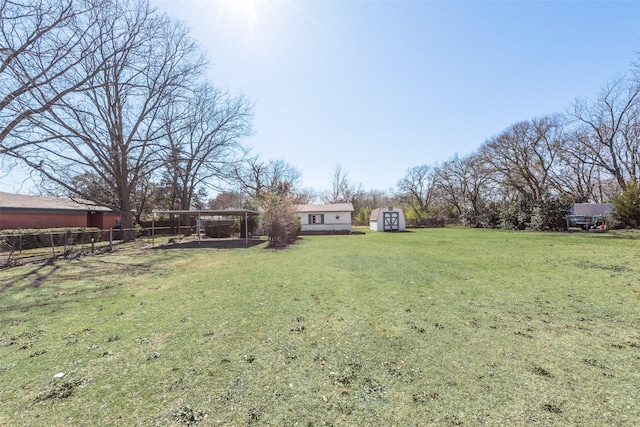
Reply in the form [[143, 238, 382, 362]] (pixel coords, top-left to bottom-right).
[[370, 207, 406, 232], [296, 203, 354, 234]]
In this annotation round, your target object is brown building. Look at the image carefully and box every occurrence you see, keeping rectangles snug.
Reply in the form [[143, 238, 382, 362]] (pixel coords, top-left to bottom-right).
[[0, 191, 120, 230]]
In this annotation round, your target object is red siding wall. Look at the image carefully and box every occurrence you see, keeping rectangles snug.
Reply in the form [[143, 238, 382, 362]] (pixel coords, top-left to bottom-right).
[[94, 213, 121, 230], [0, 212, 88, 229]]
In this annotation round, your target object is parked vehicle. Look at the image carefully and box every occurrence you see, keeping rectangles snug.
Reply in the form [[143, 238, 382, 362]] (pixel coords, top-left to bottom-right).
[[566, 214, 604, 230]]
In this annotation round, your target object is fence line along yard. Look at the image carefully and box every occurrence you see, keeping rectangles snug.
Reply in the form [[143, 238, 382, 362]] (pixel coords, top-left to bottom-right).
[[0, 224, 258, 268], [0, 228, 148, 268]]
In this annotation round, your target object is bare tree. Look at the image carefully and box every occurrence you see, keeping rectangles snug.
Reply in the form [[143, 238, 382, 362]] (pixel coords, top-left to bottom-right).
[[324, 163, 348, 203], [321, 163, 364, 208], [480, 115, 566, 201], [436, 152, 494, 217], [8, 0, 205, 240], [569, 76, 640, 191], [396, 164, 437, 223], [0, 0, 102, 151], [208, 191, 246, 210], [554, 128, 618, 203], [351, 188, 396, 225], [234, 157, 301, 199], [160, 82, 253, 211], [63, 170, 169, 223], [289, 187, 316, 205]]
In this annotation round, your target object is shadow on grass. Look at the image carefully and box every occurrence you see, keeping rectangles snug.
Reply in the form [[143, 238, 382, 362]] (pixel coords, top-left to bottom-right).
[[565, 229, 640, 239], [152, 239, 266, 250], [0, 256, 161, 316], [0, 258, 60, 292]]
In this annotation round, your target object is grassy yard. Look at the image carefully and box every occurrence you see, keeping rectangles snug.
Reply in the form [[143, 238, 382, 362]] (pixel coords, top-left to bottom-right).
[[1, 227, 639, 426]]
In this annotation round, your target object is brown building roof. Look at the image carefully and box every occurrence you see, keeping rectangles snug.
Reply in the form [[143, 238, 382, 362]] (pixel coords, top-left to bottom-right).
[[0, 191, 113, 212], [296, 203, 354, 213]]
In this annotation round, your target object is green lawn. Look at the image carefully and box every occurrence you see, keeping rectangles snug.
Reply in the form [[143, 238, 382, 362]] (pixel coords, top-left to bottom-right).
[[1, 228, 639, 426]]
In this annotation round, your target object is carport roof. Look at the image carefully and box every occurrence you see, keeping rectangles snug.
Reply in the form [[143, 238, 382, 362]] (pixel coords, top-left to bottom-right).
[[151, 209, 259, 216]]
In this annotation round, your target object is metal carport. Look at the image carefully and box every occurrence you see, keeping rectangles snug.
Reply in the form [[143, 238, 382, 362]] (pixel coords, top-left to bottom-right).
[[151, 209, 260, 246]]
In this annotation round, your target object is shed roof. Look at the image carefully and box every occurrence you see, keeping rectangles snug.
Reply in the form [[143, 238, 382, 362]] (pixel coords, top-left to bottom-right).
[[370, 207, 403, 221], [0, 191, 113, 212], [296, 203, 354, 213], [370, 208, 381, 221]]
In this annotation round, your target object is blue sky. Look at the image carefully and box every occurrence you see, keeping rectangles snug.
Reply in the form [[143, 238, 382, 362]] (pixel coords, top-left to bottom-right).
[[151, 0, 640, 194], [2, 1, 640, 196]]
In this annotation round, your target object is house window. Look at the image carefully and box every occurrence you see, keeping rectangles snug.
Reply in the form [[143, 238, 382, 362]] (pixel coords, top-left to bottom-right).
[[309, 214, 324, 224]]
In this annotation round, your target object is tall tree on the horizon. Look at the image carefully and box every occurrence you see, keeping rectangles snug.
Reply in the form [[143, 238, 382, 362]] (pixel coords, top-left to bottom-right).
[[7, 0, 205, 240], [0, 0, 104, 152], [160, 82, 253, 211]]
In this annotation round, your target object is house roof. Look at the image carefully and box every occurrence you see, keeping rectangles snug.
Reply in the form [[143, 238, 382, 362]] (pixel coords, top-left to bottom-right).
[[296, 203, 354, 213], [0, 191, 113, 212]]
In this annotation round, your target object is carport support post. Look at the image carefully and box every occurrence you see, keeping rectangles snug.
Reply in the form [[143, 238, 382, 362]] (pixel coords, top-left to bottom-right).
[[244, 211, 248, 245], [197, 212, 201, 245]]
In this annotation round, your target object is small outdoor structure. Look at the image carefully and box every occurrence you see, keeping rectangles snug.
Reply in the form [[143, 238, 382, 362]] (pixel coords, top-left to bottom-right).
[[0, 191, 120, 230], [566, 203, 613, 230], [296, 203, 354, 234], [370, 207, 406, 232], [151, 209, 260, 245]]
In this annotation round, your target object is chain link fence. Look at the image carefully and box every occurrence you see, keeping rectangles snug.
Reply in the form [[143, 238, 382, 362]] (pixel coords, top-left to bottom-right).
[[0, 228, 153, 268], [0, 225, 261, 268]]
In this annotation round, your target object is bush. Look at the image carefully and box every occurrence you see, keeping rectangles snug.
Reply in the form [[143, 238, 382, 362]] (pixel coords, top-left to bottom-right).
[[499, 197, 532, 230], [611, 181, 640, 228], [461, 206, 500, 229], [496, 195, 568, 231], [529, 197, 570, 231], [260, 193, 300, 248], [460, 200, 501, 229]]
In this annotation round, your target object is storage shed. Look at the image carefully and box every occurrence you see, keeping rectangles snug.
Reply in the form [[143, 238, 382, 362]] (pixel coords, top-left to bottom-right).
[[370, 207, 406, 232], [296, 203, 354, 234]]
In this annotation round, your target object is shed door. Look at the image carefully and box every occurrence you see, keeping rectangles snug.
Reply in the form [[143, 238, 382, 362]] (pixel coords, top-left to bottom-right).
[[383, 211, 399, 231]]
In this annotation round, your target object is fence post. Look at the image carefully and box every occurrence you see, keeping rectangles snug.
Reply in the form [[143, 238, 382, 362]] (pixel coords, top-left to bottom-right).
[[50, 232, 56, 257], [109, 228, 113, 252]]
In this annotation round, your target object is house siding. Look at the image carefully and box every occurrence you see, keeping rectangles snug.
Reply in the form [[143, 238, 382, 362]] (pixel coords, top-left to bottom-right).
[[299, 211, 352, 233], [1, 192, 121, 230], [296, 204, 354, 234], [0, 212, 88, 229]]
